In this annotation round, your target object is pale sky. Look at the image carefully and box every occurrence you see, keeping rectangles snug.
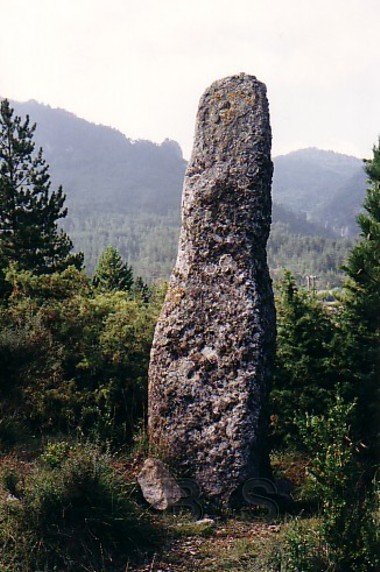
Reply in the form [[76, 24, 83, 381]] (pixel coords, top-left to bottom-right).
[[1, 0, 379, 159]]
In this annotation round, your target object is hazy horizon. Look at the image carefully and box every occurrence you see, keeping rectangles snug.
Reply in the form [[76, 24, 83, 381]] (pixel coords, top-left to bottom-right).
[[6, 95, 369, 162], [1, 0, 378, 160]]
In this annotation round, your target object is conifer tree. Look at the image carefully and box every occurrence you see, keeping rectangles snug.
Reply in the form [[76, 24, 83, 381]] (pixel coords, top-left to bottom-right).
[[93, 246, 134, 292], [339, 141, 380, 453], [133, 276, 151, 302], [344, 140, 380, 314], [270, 271, 337, 447], [0, 99, 83, 274]]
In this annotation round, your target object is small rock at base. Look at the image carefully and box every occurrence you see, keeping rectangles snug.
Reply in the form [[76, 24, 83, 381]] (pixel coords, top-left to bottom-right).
[[137, 457, 183, 510]]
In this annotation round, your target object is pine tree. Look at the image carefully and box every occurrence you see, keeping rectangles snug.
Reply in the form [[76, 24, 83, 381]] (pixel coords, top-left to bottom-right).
[[344, 140, 380, 309], [0, 99, 83, 274], [270, 271, 337, 447], [133, 276, 151, 302], [339, 141, 380, 454], [93, 246, 134, 292]]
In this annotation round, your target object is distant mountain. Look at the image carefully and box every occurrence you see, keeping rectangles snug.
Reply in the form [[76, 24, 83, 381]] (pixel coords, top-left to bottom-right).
[[11, 100, 345, 233], [7, 99, 362, 286], [272, 203, 334, 237], [272, 147, 366, 235], [11, 100, 186, 215], [315, 168, 367, 236]]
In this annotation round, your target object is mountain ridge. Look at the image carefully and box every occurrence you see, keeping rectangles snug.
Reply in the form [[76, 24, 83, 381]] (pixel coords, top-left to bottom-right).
[[4, 98, 364, 285]]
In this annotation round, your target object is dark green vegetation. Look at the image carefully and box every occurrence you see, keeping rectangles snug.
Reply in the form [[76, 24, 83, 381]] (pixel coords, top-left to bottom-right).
[[0, 444, 159, 571], [0, 101, 378, 570], [268, 143, 380, 571], [93, 245, 134, 292], [0, 100, 83, 277], [0, 265, 163, 447], [272, 142, 380, 453], [10, 99, 366, 286]]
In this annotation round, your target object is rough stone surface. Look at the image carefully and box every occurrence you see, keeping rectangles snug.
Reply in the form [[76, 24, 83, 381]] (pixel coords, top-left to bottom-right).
[[137, 458, 183, 510], [148, 74, 276, 505]]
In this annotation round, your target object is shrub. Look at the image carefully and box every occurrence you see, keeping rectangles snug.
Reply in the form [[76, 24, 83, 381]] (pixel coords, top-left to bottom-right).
[[0, 415, 30, 452], [291, 398, 379, 571], [270, 272, 338, 449], [270, 518, 327, 572], [0, 267, 163, 446], [40, 440, 72, 468], [0, 443, 160, 571]]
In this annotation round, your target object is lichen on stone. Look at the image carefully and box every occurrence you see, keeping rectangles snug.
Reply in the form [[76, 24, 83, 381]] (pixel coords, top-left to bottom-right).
[[148, 73, 276, 506]]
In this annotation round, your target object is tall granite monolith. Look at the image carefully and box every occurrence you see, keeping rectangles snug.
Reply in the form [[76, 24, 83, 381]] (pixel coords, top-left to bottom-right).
[[148, 74, 276, 505]]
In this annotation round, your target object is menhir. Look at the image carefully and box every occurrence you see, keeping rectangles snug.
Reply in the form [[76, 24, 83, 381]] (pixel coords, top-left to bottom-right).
[[148, 73, 276, 505]]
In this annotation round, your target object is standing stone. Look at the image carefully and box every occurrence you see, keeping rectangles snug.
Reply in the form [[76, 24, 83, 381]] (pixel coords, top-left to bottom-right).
[[148, 74, 276, 505]]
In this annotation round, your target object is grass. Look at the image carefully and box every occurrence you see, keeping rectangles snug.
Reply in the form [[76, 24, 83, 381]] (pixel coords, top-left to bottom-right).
[[0, 451, 315, 572], [130, 517, 285, 572], [1, 445, 377, 571], [0, 442, 162, 572]]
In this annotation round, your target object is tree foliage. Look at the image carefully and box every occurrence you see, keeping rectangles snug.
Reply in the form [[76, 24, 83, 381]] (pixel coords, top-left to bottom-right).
[[344, 139, 380, 317], [0, 266, 162, 447], [0, 99, 83, 275], [271, 144, 380, 456], [269, 272, 338, 447], [92, 245, 133, 292], [337, 141, 380, 454]]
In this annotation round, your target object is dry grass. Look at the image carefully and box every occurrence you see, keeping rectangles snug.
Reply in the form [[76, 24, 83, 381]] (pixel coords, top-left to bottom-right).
[[134, 517, 283, 572]]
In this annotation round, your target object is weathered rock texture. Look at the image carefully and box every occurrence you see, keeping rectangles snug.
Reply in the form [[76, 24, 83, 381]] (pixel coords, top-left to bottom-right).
[[148, 74, 276, 505], [137, 458, 183, 510]]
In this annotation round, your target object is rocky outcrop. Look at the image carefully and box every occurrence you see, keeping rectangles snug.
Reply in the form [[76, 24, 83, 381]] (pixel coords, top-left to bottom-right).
[[148, 73, 276, 505]]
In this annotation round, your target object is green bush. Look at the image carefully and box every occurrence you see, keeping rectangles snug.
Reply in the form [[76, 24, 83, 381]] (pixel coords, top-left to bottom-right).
[[291, 398, 379, 571], [270, 272, 338, 449], [0, 266, 163, 446], [270, 518, 327, 572], [0, 443, 160, 571], [269, 399, 379, 571], [40, 440, 72, 468]]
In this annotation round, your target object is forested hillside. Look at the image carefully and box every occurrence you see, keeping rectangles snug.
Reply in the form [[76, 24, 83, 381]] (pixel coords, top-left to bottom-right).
[[273, 147, 367, 236], [11, 100, 365, 287], [10, 100, 186, 215]]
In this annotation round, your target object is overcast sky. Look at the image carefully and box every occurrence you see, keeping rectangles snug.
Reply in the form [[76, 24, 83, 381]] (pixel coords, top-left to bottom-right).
[[1, 0, 379, 159]]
